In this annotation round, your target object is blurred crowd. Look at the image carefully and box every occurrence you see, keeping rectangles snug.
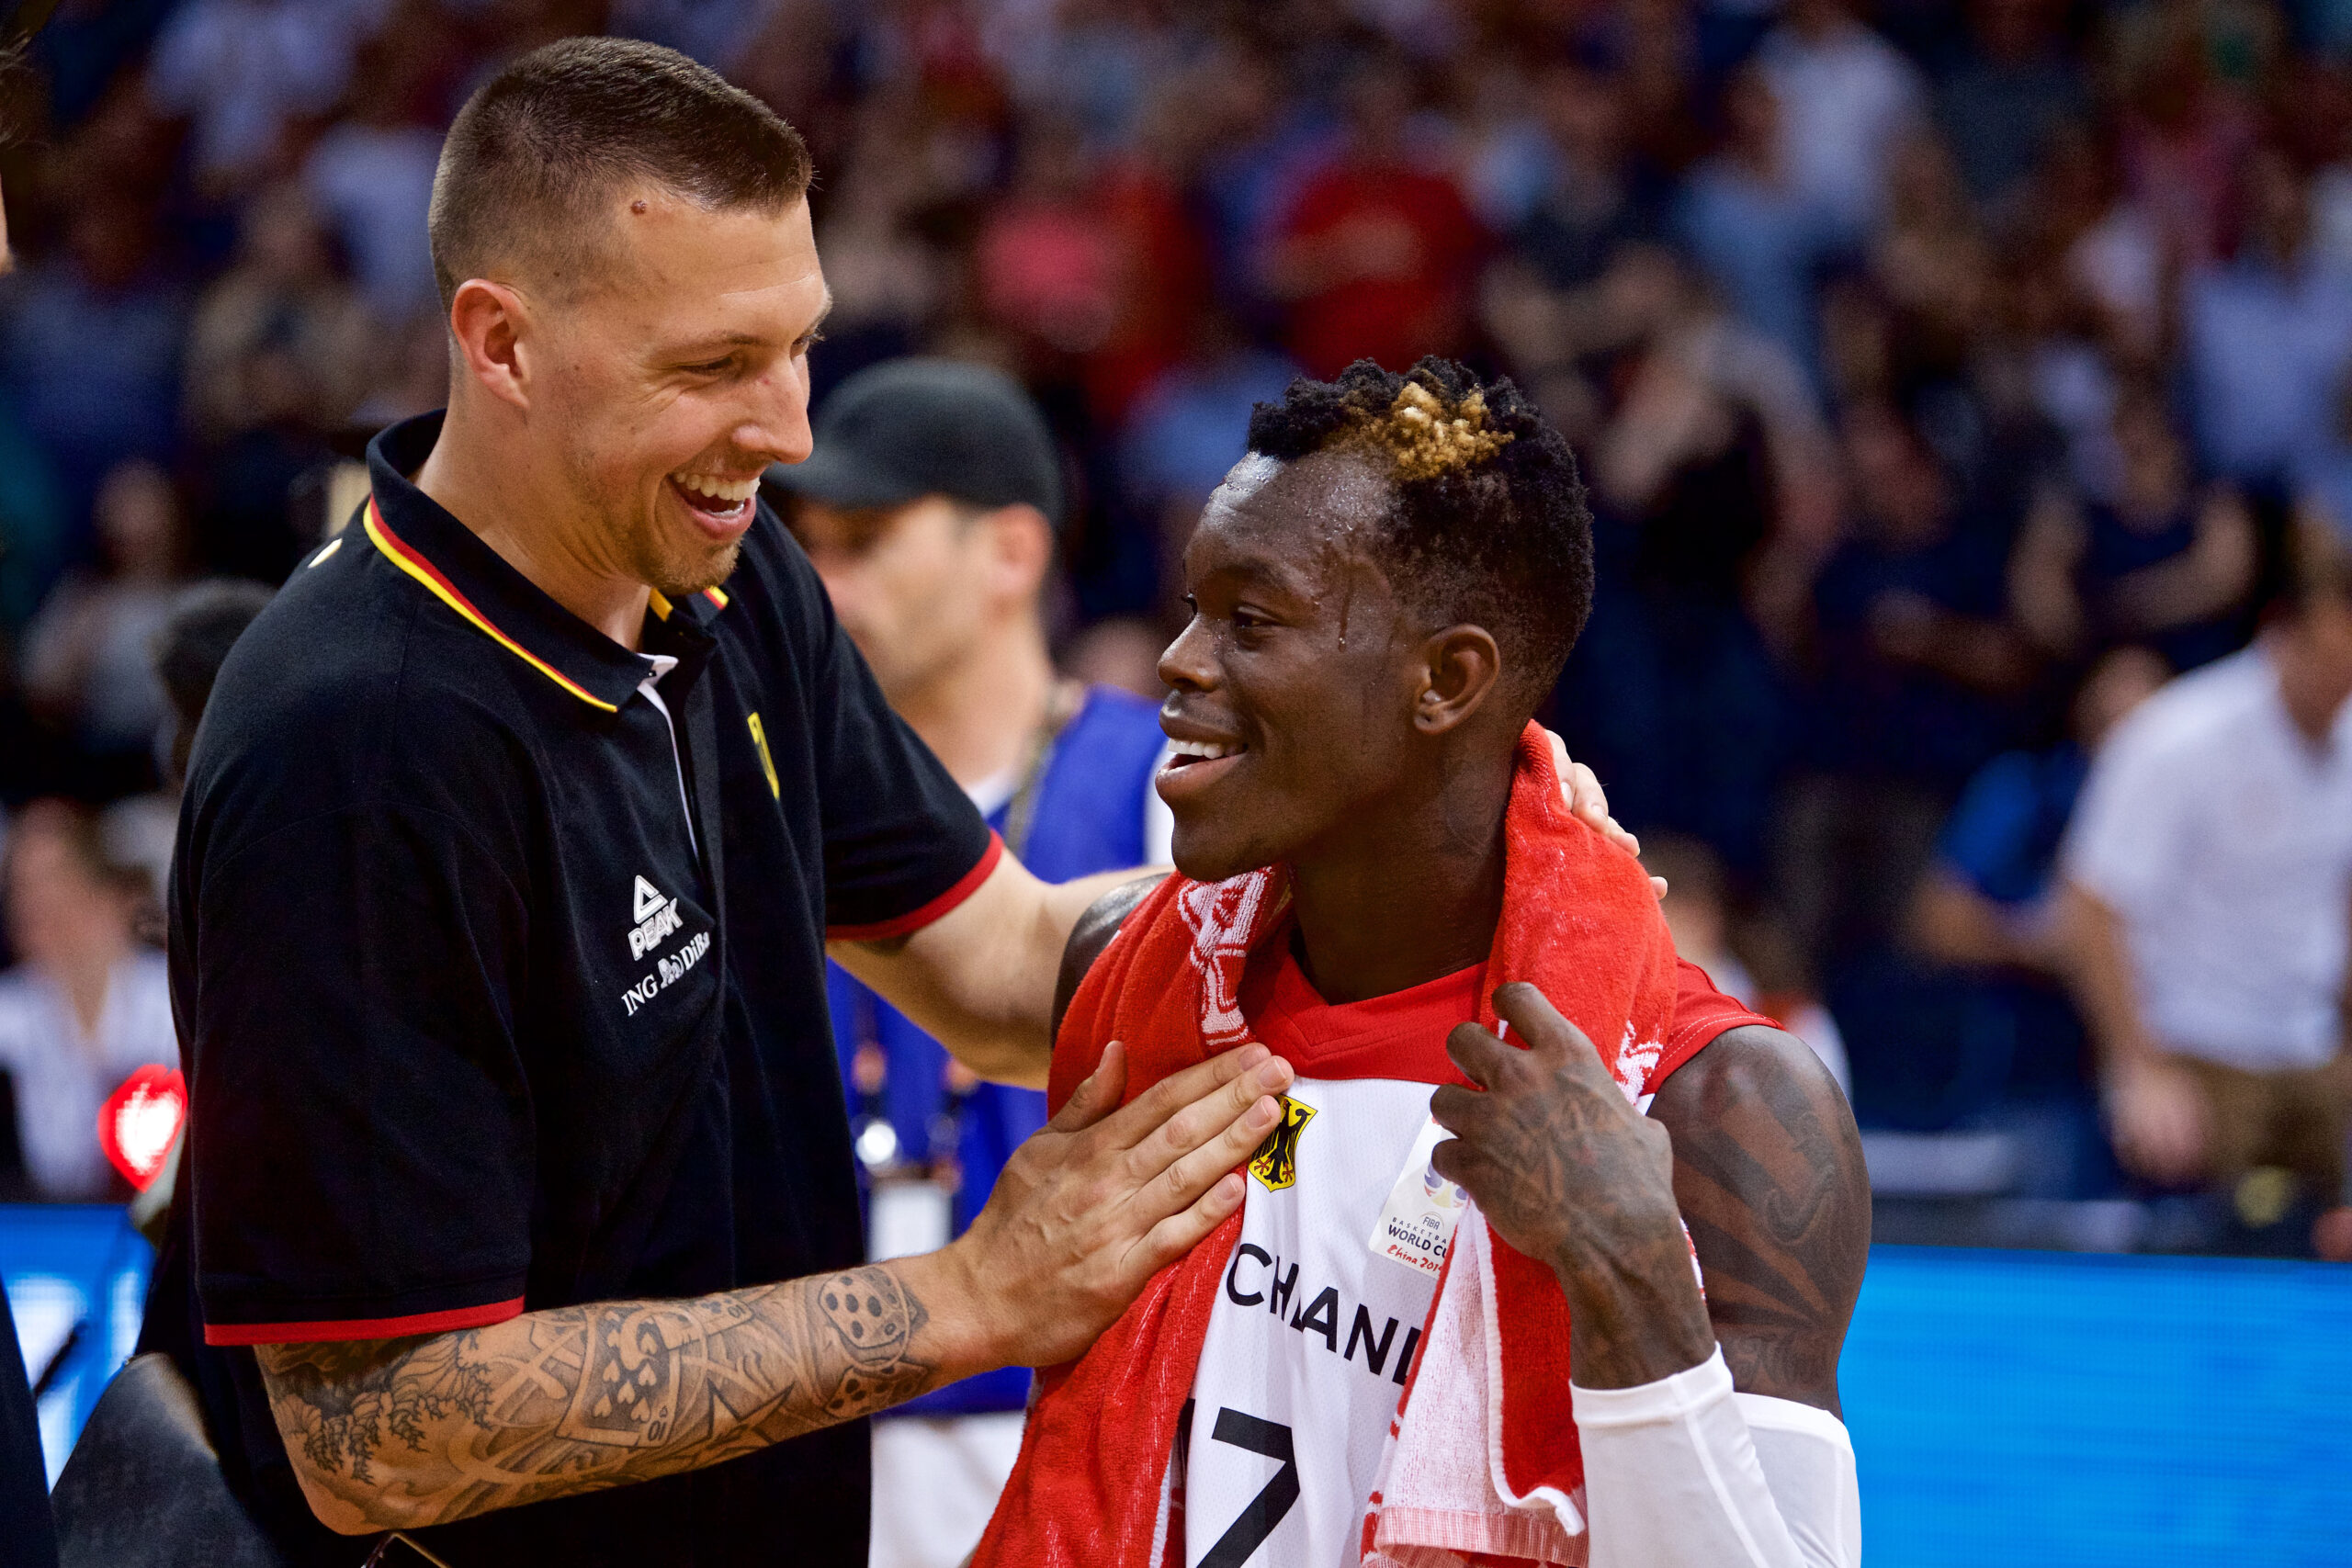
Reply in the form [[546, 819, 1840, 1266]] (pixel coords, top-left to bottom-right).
[[1, 0, 2349, 1247]]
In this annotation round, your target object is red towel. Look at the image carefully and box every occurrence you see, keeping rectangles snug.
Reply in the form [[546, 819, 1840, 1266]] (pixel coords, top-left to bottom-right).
[[974, 724, 1699, 1568]]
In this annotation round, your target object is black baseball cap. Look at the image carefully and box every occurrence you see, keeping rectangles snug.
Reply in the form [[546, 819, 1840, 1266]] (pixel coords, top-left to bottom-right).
[[763, 357, 1064, 529]]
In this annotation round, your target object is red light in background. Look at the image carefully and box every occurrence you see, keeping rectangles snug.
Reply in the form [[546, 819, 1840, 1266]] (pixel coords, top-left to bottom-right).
[[98, 1065, 187, 1192]]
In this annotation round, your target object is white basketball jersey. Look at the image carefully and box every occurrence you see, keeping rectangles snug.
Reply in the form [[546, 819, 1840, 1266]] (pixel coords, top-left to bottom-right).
[[1176, 1070, 1470, 1568]]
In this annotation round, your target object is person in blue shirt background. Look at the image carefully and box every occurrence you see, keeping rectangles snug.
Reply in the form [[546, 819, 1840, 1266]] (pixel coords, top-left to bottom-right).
[[1900, 645, 2167, 1173], [765, 358, 1171, 1568]]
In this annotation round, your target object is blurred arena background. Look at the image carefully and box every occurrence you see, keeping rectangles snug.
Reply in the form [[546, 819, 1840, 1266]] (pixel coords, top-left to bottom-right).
[[0, 0, 2346, 1562]]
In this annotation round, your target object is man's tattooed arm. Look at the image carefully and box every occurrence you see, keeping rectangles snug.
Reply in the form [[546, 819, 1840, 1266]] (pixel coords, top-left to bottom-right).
[[255, 1264, 945, 1535], [1647, 1023, 1871, 1416], [255, 1026, 1297, 1539], [1431, 984, 1717, 1389], [1430, 988, 1869, 1400]]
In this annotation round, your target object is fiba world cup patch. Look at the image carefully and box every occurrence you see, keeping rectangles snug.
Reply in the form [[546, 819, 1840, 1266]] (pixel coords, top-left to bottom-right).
[[1249, 1093, 1317, 1190], [1368, 1114, 1470, 1278]]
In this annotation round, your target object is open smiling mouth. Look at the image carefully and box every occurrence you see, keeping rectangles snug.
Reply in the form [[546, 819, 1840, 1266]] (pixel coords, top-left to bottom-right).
[[1158, 737, 1250, 795], [1162, 738, 1247, 768], [667, 471, 761, 535]]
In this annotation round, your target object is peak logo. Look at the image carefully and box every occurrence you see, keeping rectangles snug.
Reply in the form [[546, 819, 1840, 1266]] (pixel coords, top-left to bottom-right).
[[628, 875, 684, 959]]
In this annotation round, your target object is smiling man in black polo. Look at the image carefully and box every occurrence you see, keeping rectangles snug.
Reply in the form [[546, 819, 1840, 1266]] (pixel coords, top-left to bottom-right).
[[156, 39, 1295, 1567]]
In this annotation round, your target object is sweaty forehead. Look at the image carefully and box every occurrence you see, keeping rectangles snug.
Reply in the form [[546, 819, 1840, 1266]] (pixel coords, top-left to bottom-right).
[[1195, 450, 1396, 585]]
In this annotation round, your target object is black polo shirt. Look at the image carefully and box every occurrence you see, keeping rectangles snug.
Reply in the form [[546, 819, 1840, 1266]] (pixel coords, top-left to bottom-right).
[[159, 412, 998, 1566]]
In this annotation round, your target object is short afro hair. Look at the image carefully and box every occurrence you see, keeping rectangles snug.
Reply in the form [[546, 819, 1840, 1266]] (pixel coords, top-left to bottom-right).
[[1245, 357, 1593, 705]]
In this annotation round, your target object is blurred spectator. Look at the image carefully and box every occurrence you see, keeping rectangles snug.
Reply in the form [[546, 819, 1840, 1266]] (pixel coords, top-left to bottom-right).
[[1907, 646, 2168, 1105], [0, 799, 176, 1201], [2293, 375, 2352, 543], [1646, 831, 1851, 1092], [976, 106, 1212, 428], [997, 0, 1183, 153], [300, 6, 452, 329], [0, 192, 189, 536], [2112, 0, 2263, 273], [1778, 400, 2037, 970], [1753, 0, 1928, 242], [181, 182, 370, 444], [179, 184, 361, 581], [1917, 647, 2169, 973], [1509, 61, 1662, 298], [1445, 47, 1555, 237], [1868, 133, 1996, 389], [143, 0, 378, 193], [807, 93, 951, 383], [1078, 94, 1217, 427], [348, 309, 456, 431], [978, 117, 1120, 359], [2303, 62, 2352, 271], [1117, 306, 1297, 608], [2183, 145, 2352, 486], [2043, 124, 2167, 370], [1261, 53, 1485, 379], [1573, 243, 1833, 867], [2059, 525, 2352, 1253], [1935, 0, 2089, 210], [20, 461, 189, 795], [2012, 383, 2257, 672], [1677, 64, 1838, 385]]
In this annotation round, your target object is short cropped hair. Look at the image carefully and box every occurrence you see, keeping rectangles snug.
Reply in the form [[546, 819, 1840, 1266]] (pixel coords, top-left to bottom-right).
[[428, 37, 812, 310], [1245, 357, 1594, 704]]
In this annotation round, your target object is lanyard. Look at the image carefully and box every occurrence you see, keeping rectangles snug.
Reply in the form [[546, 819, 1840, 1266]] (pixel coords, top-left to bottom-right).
[[999, 679, 1084, 861], [853, 682, 1084, 1179]]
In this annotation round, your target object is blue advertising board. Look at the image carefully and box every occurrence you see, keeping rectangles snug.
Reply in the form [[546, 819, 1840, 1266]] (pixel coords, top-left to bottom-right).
[[0, 1204, 153, 1486], [1843, 1245, 2352, 1565]]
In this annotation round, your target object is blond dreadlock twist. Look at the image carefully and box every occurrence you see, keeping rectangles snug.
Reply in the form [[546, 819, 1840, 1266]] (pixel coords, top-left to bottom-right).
[[1334, 380, 1516, 483]]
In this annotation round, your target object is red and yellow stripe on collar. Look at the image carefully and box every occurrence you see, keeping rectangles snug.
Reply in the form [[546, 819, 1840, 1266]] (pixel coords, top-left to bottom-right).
[[647, 584, 730, 621], [363, 495, 621, 714]]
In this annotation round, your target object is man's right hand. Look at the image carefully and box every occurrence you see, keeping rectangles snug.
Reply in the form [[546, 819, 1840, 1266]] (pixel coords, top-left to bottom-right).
[[926, 1040, 1293, 1371]]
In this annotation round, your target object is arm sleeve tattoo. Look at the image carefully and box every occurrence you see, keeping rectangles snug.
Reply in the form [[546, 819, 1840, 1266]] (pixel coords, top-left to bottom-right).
[[255, 1265, 938, 1534], [1647, 1024, 1871, 1416]]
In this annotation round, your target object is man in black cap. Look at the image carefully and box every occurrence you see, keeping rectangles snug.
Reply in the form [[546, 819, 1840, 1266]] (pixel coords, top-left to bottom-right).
[[766, 359, 1175, 1567]]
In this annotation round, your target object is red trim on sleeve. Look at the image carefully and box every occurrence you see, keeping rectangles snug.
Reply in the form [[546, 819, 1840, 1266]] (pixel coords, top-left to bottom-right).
[[1666, 957, 1781, 1063], [827, 831, 1005, 943], [203, 1296, 526, 1347]]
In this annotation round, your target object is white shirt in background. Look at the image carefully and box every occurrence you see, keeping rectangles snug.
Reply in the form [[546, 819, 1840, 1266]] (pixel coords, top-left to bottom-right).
[[1754, 18, 1926, 239], [0, 951, 180, 1200], [2063, 647, 2352, 1071]]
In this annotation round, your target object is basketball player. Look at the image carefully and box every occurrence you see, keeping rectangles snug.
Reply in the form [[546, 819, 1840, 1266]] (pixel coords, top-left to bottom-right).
[[1034, 359, 1869, 1566]]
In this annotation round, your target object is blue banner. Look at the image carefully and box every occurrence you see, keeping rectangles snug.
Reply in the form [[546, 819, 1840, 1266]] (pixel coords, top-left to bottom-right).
[[0, 1204, 153, 1486], [1844, 1246, 2352, 1565]]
